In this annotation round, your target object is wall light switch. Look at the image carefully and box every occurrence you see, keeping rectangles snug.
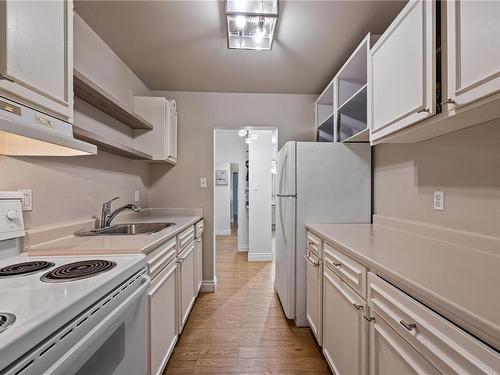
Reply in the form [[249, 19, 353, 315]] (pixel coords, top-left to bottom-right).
[[433, 191, 445, 211], [200, 178, 207, 188], [19, 189, 33, 211], [134, 190, 140, 202]]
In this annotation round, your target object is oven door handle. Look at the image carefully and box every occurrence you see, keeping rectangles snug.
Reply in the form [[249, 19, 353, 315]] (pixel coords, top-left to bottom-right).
[[46, 275, 151, 375]]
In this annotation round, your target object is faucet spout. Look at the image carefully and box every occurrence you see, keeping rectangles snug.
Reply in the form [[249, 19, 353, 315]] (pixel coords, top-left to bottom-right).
[[100, 198, 141, 228]]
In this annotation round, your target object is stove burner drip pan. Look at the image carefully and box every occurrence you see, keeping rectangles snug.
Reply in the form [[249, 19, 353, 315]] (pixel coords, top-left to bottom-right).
[[40, 260, 116, 283], [0, 261, 55, 277], [0, 313, 16, 334]]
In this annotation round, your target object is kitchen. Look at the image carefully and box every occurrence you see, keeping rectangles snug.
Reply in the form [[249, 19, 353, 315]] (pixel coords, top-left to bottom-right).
[[0, 0, 499, 374]]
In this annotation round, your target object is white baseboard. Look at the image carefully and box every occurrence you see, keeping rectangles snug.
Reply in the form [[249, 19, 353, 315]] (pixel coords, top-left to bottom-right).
[[200, 276, 217, 292], [248, 253, 273, 262], [215, 229, 231, 236], [237, 244, 248, 252]]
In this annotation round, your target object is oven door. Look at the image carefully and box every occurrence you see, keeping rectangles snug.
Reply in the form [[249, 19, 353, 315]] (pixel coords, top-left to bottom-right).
[[49, 276, 150, 375]]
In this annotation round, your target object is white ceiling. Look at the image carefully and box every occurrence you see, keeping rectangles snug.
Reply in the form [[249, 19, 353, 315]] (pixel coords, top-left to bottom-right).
[[75, 1, 406, 94]]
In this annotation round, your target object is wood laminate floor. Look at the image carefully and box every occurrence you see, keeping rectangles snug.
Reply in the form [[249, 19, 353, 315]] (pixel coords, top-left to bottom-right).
[[164, 228, 331, 374]]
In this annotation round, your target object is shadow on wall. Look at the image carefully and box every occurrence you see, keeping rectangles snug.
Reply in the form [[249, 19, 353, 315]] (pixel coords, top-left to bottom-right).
[[374, 119, 500, 189]]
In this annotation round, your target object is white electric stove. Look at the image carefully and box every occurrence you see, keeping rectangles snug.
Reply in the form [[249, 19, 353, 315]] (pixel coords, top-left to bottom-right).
[[0, 192, 149, 375]]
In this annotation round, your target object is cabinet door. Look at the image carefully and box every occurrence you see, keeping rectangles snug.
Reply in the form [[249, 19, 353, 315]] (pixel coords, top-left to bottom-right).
[[369, 0, 436, 141], [323, 266, 367, 375], [194, 237, 203, 295], [447, 1, 500, 108], [166, 102, 177, 162], [148, 260, 178, 375], [305, 251, 322, 345], [370, 313, 441, 375], [178, 241, 195, 333], [0, 0, 73, 121]]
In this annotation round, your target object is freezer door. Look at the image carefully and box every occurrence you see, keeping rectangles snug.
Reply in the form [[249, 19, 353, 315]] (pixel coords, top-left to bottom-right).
[[274, 142, 297, 320]]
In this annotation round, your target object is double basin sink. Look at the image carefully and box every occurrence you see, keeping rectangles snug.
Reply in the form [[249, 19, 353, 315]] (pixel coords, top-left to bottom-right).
[[76, 222, 176, 236]]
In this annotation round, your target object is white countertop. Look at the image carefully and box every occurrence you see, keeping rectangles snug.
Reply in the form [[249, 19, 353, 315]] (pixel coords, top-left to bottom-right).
[[27, 210, 203, 256], [306, 223, 500, 350]]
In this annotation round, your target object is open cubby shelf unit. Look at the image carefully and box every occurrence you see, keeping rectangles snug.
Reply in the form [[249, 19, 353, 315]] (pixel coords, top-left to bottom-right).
[[315, 33, 378, 143]]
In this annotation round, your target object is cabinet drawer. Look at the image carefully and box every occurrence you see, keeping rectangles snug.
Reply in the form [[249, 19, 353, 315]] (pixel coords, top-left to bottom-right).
[[177, 225, 195, 252], [368, 273, 500, 374], [147, 237, 177, 279], [306, 231, 322, 257], [195, 220, 204, 238], [324, 242, 367, 298]]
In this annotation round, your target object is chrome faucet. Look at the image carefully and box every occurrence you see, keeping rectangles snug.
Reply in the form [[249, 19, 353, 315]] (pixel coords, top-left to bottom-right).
[[100, 197, 141, 229]]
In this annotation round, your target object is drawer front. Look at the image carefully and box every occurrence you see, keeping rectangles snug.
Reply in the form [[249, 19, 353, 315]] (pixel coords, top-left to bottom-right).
[[368, 273, 500, 375], [306, 231, 322, 257], [178, 225, 195, 252], [324, 242, 367, 298], [147, 237, 177, 279], [195, 219, 204, 238]]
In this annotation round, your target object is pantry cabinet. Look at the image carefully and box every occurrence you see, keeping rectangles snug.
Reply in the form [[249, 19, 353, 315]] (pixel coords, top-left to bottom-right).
[[369, 0, 436, 141], [133, 96, 178, 164], [446, 1, 500, 108], [323, 265, 368, 375], [0, 0, 73, 121], [177, 240, 195, 333]]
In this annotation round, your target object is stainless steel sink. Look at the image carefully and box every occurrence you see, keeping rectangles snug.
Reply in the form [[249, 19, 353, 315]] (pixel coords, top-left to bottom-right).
[[75, 222, 175, 236]]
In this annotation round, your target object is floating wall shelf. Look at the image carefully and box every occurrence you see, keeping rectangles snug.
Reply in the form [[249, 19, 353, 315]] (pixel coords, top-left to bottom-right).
[[73, 126, 153, 160], [73, 70, 154, 131]]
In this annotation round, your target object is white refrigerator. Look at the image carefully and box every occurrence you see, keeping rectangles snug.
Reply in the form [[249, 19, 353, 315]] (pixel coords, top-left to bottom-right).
[[274, 141, 371, 326]]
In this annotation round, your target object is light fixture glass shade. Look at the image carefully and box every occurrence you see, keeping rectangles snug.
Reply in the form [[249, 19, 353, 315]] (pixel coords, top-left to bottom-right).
[[226, 0, 278, 16], [226, 0, 278, 51]]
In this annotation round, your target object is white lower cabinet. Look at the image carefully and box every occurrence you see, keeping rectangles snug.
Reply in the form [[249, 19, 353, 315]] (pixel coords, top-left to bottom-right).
[[194, 236, 203, 296], [323, 265, 368, 375], [177, 241, 196, 333], [148, 259, 178, 375], [305, 250, 322, 345], [369, 312, 440, 375]]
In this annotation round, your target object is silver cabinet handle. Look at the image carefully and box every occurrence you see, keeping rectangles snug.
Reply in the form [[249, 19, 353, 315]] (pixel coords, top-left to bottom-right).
[[328, 258, 341, 267], [400, 320, 417, 331], [417, 107, 430, 113], [303, 255, 319, 267], [176, 257, 184, 264], [352, 303, 363, 311], [307, 240, 316, 247], [441, 98, 456, 105]]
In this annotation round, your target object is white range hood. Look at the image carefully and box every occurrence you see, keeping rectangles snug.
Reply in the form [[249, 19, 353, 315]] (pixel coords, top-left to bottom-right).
[[0, 97, 96, 156]]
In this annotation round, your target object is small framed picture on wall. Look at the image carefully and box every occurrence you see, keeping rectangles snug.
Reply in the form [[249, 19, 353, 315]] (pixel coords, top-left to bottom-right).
[[215, 169, 228, 185]]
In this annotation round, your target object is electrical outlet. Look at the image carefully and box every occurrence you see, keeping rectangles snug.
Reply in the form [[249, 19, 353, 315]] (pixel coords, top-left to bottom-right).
[[134, 190, 140, 202], [433, 191, 445, 211], [200, 178, 207, 188], [18, 189, 33, 211]]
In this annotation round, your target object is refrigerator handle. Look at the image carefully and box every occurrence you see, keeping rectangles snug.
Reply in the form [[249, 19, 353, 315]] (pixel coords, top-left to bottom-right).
[[278, 146, 288, 195]]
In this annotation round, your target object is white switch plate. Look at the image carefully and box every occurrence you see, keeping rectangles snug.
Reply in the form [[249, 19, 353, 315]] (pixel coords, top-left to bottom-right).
[[18, 189, 33, 211], [200, 178, 207, 188], [433, 191, 445, 211], [134, 190, 140, 202]]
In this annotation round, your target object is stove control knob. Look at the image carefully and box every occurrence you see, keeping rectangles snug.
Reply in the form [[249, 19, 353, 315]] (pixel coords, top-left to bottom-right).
[[6, 210, 17, 221]]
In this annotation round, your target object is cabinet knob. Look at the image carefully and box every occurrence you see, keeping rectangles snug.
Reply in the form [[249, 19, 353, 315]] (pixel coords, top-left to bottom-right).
[[352, 303, 363, 311], [6, 210, 17, 221]]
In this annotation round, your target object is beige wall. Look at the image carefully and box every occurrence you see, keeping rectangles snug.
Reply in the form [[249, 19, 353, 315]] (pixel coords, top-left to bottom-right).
[[374, 118, 500, 237], [0, 150, 150, 229], [149, 91, 316, 281]]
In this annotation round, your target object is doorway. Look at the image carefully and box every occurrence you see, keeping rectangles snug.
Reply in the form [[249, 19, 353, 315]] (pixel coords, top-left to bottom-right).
[[213, 128, 278, 270]]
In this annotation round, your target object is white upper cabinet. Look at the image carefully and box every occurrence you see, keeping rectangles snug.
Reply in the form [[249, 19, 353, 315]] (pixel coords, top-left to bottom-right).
[[0, 0, 73, 121], [369, 0, 436, 141], [134, 97, 178, 164], [446, 1, 500, 108]]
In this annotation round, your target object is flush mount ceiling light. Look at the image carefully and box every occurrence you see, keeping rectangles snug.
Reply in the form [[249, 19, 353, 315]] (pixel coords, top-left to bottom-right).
[[238, 129, 248, 137], [226, 0, 278, 51]]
